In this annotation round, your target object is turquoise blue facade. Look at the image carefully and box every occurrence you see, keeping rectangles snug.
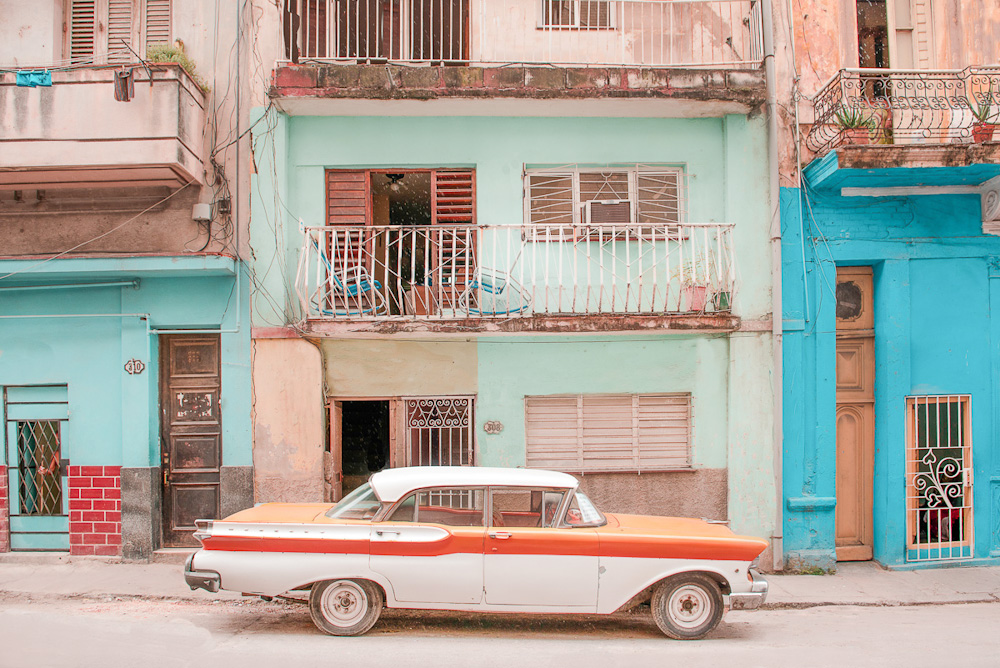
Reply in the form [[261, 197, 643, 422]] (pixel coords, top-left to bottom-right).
[[781, 151, 1000, 569], [0, 256, 251, 554]]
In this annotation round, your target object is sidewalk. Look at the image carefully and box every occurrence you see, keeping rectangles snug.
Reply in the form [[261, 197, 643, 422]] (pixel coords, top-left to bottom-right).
[[1, 552, 999, 608]]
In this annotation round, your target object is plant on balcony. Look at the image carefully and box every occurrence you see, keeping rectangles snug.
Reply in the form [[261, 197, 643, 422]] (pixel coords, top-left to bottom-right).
[[834, 106, 875, 145], [146, 44, 210, 93], [967, 89, 999, 143]]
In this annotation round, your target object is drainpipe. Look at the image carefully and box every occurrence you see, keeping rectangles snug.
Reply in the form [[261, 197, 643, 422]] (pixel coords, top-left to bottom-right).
[[761, 0, 784, 571]]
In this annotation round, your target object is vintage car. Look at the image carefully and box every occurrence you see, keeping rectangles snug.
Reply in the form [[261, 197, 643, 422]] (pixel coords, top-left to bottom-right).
[[185, 466, 768, 639]]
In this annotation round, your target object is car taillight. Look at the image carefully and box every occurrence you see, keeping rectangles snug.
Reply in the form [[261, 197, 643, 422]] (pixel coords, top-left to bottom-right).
[[193, 519, 214, 543]]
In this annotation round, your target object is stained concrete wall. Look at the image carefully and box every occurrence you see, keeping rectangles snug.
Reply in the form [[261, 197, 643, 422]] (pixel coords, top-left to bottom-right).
[[322, 340, 478, 397], [252, 338, 327, 503]]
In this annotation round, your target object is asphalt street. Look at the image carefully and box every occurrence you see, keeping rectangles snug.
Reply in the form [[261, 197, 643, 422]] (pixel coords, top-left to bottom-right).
[[3, 595, 999, 668]]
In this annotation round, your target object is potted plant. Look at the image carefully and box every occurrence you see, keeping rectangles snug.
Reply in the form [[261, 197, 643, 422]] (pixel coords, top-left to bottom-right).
[[968, 89, 998, 143], [834, 105, 874, 145]]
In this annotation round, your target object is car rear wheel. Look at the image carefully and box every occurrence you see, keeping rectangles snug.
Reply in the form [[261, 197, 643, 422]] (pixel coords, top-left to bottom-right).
[[651, 573, 724, 640], [309, 579, 383, 636]]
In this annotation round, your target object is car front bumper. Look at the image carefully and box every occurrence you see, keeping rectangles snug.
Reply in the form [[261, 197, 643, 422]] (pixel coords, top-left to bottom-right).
[[728, 568, 768, 610], [184, 552, 221, 593]]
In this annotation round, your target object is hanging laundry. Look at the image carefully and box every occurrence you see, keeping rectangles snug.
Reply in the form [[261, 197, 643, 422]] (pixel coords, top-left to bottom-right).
[[15, 70, 52, 87], [114, 68, 135, 102]]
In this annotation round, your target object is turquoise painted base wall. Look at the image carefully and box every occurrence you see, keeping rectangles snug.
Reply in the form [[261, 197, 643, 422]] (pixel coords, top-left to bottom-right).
[[781, 184, 1000, 568], [0, 262, 252, 471]]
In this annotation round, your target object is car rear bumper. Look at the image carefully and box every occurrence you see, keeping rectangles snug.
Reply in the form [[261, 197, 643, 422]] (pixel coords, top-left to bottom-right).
[[728, 568, 768, 610], [184, 552, 221, 593]]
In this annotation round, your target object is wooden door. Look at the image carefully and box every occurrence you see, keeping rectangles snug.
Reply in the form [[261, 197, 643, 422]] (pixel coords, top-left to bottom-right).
[[835, 267, 875, 561], [328, 400, 343, 502], [160, 335, 222, 548]]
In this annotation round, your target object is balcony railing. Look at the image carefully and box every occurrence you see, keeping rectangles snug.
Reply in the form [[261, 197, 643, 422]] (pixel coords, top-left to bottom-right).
[[295, 223, 736, 321], [282, 0, 763, 68], [806, 68, 1000, 154]]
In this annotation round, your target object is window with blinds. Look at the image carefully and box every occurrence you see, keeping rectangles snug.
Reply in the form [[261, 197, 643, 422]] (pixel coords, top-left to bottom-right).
[[524, 394, 692, 472], [525, 165, 684, 238], [67, 0, 171, 65]]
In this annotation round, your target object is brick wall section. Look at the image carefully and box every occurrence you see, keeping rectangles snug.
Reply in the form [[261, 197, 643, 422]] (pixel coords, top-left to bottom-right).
[[0, 465, 8, 552], [69, 466, 121, 557]]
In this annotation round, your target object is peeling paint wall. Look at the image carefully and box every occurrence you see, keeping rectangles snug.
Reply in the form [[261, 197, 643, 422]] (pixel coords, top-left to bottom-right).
[[322, 340, 478, 397], [252, 338, 326, 502]]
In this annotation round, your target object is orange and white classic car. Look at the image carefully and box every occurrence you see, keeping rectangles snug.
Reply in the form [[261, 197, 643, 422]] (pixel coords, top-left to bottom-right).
[[184, 467, 768, 639]]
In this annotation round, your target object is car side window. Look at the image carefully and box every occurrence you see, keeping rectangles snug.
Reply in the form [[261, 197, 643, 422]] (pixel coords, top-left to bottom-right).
[[387, 488, 485, 527], [490, 488, 566, 528]]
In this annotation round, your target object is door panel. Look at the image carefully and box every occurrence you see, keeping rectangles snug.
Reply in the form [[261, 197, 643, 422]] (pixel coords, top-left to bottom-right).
[[835, 267, 874, 562], [370, 525, 484, 603], [161, 335, 222, 548], [483, 528, 599, 608]]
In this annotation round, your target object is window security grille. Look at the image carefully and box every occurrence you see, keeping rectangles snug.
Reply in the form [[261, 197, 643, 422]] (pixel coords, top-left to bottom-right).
[[905, 395, 973, 562], [541, 0, 613, 29], [404, 396, 475, 467]]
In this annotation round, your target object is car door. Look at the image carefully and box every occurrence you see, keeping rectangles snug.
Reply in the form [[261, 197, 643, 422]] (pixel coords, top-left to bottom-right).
[[483, 487, 599, 610], [369, 486, 485, 604]]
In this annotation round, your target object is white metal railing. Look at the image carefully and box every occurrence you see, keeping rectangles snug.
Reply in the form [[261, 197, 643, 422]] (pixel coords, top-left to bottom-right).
[[281, 0, 763, 68], [295, 222, 736, 321]]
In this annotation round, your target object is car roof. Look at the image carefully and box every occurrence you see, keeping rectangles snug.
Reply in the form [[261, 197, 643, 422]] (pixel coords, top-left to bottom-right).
[[369, 466, 580, 503]]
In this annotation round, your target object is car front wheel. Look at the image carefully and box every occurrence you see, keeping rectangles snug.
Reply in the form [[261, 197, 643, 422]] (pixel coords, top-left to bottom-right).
[[309, 579, 383, 636], [651, 573, 724, 640]]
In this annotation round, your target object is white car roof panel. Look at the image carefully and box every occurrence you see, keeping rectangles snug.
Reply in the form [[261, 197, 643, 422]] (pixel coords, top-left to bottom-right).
[[369, 466, 580, 502]]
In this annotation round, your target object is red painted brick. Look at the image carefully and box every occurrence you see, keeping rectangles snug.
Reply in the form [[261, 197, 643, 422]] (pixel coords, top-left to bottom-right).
[[93, 522, 117, 533], [71, 477, 92, 488], [93, 500, 116, 511], [93, 544, 120, 556], [80, 466, 103, 477], [90, 477, 113, 488], [104, 511, 121, 523], [69, 499, 92, 511], [103, 488, 121, 500], [69, 488, 82, 499], [80, 488, 102, 499], [104, 534, 122, 546], [69, 533, 85, 545], [70, 522, 93, 533], [82, 511, 105, 522], [82, 533, 106, 545], [105, 466, 121, 475], [73, 545, 96, 556], [70, 511, 83, 521], [67, 466, 80, 476]]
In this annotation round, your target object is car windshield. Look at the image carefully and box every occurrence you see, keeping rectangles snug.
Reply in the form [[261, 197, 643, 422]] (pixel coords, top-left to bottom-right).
[[326, 483, 382, 520], [562, 491, 607, 527]]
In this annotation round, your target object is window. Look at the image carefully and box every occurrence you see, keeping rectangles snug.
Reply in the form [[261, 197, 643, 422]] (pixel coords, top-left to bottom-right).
[[905, 395, 973, 561], [405, 396, 475, 467], [525, 394, 692, 472], [541, 1, 613, 29], [489, 488, 567, 528], [326, 483, 382, 519], [388, 487, 485, 526], [66, 0, 171, 65], [525, 165, 684, 237]]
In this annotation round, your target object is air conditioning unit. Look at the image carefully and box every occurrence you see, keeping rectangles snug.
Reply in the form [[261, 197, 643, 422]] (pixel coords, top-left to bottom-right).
[[583, 199, 632, 224]]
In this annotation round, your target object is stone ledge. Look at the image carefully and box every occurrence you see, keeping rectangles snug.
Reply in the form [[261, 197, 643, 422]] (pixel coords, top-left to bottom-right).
[[271, 64, 765, 106]]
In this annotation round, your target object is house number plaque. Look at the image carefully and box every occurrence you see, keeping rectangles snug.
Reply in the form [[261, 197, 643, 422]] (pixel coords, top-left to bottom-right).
[[483, 420, 503, 434], [124, 359, 146, 375]]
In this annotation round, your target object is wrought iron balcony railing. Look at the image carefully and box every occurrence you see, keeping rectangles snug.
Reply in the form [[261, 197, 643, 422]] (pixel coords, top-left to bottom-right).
[[806, 68, 1000, 154], [295, 222, 736, 322], [282, 0, 763, 69]]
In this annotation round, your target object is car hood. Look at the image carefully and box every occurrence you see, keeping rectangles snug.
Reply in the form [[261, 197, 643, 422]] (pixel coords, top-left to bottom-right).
[[223, 503, 336, 524]]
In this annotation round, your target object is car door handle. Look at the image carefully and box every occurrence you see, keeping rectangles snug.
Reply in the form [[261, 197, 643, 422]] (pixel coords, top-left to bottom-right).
[[375, 530, 400, 538], [488, 531, 512, 539]]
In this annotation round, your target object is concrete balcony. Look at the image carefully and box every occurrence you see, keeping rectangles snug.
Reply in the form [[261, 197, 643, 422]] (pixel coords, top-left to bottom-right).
[[295, 222, 739, 334], [0, 64, 205, 190]]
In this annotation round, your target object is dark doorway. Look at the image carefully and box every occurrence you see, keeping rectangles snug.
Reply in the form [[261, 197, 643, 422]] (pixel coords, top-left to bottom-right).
[[341, 400, 390, 495]]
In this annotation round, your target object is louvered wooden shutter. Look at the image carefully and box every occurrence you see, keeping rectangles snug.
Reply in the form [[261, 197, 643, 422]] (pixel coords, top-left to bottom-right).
[[432, 170, 476, 309], [525, 394, 691, 472], [69, 0, 98, 64], [888, 0, 933, 69], [910, 0, 933, 69], [325, 170, 370, 286], [107, 0, 135, 64], [145, 0, 172, 47]]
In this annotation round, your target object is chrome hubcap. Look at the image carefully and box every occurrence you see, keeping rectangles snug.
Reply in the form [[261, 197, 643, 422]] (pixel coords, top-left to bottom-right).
[[320, 581, 368, 627], [667, 584, 712, 629]]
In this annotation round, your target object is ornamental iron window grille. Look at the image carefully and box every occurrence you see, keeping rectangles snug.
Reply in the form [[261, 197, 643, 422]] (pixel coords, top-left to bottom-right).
[[905, 395, 974, 562], [16, 420, 63, 516], [404, 396, 475, 467]]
